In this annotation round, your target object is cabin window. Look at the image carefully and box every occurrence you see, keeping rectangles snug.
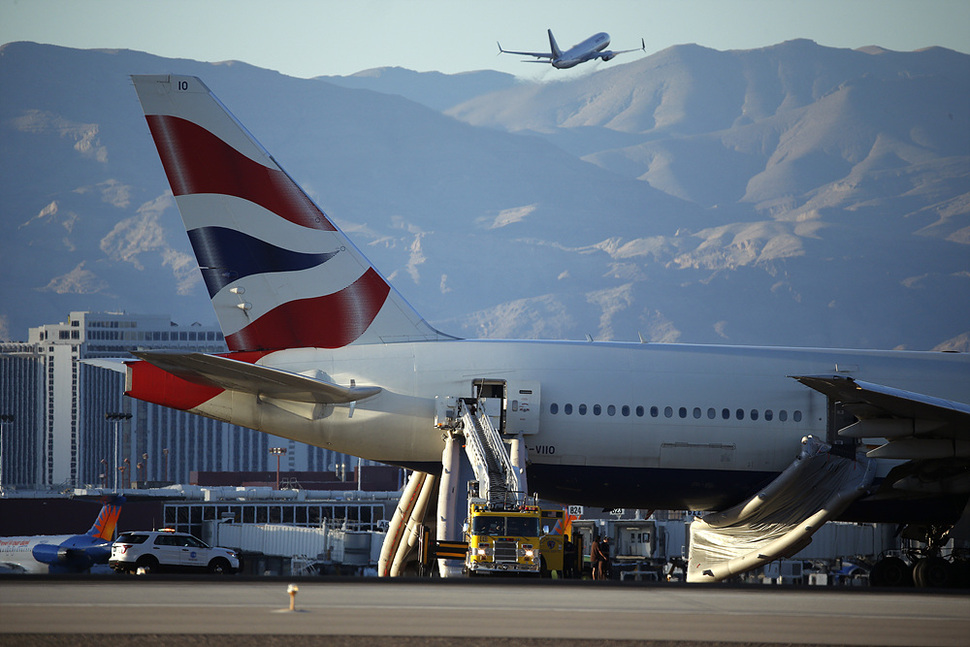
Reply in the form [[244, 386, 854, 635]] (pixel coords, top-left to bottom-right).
[[547, 401, 798, 423]]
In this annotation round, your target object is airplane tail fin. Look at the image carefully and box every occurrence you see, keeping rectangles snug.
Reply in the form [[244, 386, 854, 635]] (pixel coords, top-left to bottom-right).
[[547, 29, 563, 59], [86, 497, 124, 541], [131, 75, 448, 351]]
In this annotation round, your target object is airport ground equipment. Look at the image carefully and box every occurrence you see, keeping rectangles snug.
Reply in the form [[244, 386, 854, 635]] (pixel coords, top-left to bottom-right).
[[430, 390, 567, 576]]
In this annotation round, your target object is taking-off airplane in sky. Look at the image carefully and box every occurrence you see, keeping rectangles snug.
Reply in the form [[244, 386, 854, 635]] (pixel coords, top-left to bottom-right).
[[498, 30, 645, 69], [0, 497, 123, 574], [128, 75, 969, 585]]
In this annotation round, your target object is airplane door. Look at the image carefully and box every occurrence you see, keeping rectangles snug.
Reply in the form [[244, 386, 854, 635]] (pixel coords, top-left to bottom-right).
[[472, 379, 540, 435], [473, 379, 506, 433], [507, 381, 540, 436]]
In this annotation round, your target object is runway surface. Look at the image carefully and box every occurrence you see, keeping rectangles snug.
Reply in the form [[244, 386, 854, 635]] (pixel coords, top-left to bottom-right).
[[1, 577, 967, 646]]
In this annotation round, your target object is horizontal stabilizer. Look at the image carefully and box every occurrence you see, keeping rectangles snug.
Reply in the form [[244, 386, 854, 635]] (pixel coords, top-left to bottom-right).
[[131, 351, 380, 404]]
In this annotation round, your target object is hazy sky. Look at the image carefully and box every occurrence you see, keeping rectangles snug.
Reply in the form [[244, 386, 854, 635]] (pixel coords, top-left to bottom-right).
[[2, 0, 969, 79]]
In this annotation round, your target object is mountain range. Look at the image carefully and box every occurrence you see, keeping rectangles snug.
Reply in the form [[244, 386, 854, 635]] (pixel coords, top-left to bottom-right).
[[1, 40, 967, 351]]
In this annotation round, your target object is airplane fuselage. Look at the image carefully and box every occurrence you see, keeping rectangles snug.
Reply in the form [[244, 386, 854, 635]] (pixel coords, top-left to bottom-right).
[[138, 339, 969, 514], [554, 32, 611, 68], [128, 73, 970, 582], [0, 534, 111, 574]]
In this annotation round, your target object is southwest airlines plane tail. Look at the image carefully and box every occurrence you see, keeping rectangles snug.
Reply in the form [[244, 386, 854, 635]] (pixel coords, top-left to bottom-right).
[[131, 75, 446, 351]]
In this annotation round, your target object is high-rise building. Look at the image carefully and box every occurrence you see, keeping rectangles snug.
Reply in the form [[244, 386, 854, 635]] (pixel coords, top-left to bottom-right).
[[1, 311, 367, 489], [0, 344, 43, 487]]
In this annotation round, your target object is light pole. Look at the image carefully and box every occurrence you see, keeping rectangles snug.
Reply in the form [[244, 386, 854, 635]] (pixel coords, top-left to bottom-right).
[[105, 412, 131, 491], [0, 414, 13, 490], [269, 447, 287, 489]]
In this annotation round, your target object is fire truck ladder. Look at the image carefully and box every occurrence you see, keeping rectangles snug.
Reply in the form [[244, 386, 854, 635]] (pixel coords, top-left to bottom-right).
[[459, 399, 521, 509]]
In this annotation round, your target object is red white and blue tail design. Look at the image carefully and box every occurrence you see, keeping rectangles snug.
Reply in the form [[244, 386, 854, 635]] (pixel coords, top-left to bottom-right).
[[132, 75, 443, 351]]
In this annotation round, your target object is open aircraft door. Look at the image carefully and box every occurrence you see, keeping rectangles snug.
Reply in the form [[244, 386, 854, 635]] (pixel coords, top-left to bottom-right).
[[471, 379, 540, 436], [507, 382, 540, 436]]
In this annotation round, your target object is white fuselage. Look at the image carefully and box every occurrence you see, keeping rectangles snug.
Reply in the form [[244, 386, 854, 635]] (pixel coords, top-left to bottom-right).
[[555, 33, 610, 68], [0, 534, 104, 574], [191, 339, 969, 512]]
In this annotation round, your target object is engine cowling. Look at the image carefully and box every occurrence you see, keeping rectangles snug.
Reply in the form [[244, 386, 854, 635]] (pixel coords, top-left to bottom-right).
[[31, 543, 98, 570]]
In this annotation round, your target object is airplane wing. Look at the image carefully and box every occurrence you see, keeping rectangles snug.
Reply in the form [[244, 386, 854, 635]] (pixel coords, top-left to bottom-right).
[[132, 351, 381, 405], [791, 375, 970, 459], [496, 42, 553, 59], [604, 38, 646, 57]]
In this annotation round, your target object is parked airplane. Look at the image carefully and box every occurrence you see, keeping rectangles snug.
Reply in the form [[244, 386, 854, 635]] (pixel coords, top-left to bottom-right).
[[498, 30, 644, 69], [128, 75, 969, 585], [0, 497, 123, 574]]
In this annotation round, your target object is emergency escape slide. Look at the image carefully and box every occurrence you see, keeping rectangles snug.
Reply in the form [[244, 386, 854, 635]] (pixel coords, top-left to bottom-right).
[[687, 435, 875, 582]]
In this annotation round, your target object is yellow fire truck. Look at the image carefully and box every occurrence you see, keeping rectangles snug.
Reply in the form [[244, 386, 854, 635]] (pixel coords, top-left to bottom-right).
[[464, 502, 566, 576]]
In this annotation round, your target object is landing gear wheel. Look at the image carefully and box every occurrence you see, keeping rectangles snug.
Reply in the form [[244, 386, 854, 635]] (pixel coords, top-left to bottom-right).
[[870, 556, 912, 587], [912, 557, 953, 588]]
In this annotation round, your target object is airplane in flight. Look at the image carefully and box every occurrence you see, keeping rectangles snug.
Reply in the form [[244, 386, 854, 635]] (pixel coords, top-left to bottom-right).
[[0, 497, 123, 574], [128, 75, 969, 585], [498, 30, 645, 69]]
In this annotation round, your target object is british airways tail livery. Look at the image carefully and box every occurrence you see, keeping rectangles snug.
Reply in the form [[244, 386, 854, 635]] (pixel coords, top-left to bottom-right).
[[498, 30, 645, 69], [129, 75, 969, 585], [0, 497, 123, 574]]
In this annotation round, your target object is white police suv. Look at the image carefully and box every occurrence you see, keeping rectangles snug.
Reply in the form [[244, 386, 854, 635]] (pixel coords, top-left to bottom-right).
[[109, 529, 239, 575]]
